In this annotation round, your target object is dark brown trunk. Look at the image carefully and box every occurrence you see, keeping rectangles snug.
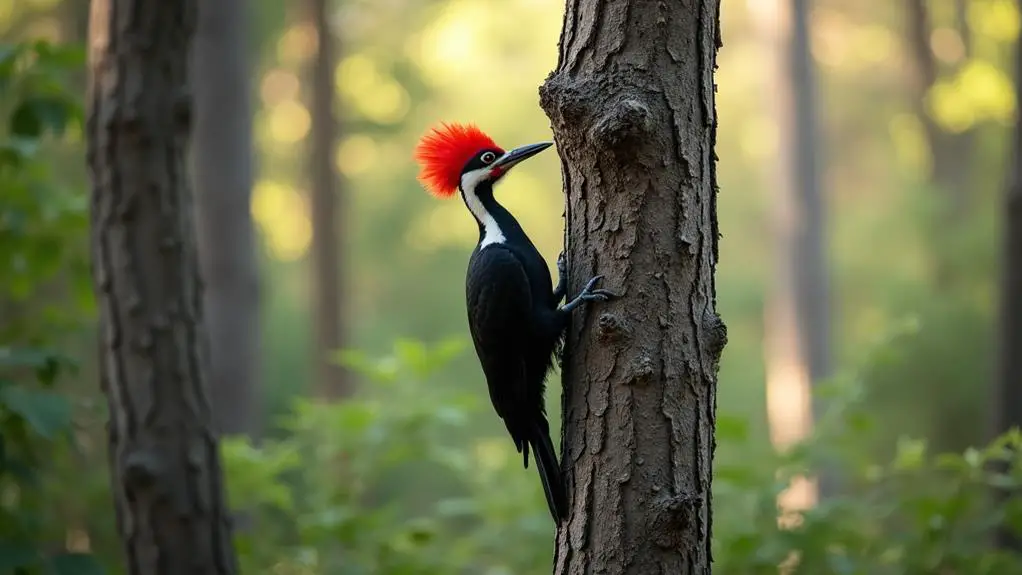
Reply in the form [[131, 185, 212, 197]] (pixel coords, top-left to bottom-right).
[[192, 0, 262, 438], [86, 0, 239, 573], [539, 0, 725, 571], [994, 0, 1022, 551], [307, 0, 349, 398]]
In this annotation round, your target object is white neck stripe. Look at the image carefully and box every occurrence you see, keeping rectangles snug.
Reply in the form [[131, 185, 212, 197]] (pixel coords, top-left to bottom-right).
[[460, 168, 505, 248]]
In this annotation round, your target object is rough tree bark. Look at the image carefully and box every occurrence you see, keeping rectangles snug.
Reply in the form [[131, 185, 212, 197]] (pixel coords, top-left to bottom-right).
[[994, 0, 1022, 551], [759, 0, 832, 512], [539, 0, 725, 572], [86, 0, 239, 573], [192, 0, 262, 437], [307, 0, 350, 398]]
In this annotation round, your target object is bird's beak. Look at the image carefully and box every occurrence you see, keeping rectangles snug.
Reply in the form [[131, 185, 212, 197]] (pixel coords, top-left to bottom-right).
[[490, 141, 553, 174]]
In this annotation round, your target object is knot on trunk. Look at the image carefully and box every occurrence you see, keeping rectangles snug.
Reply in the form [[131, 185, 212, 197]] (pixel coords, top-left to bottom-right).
[[649, 493, 701, 550], [122, 447, 166, 491], [591, 98, 651, 153], [540, 72, 652, 158], [701, 308, 727, 371], [539, 73, 593, 130], [596, 312, 630, 343], [624, 353, 655, 387]]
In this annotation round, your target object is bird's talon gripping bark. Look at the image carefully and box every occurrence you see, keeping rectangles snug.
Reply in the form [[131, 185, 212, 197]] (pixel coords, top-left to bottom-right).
[[553, 251, 568, 302], [562, 274, 616, 313]]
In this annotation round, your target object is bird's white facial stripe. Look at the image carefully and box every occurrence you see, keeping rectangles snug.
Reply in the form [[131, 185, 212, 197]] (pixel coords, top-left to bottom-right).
[[460, 168, 505, 248], [460, 167, 491, 194]]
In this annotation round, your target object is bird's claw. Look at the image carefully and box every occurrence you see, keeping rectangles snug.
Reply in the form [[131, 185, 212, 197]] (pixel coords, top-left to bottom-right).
[[561, 274, 618, 313], [553, 251, 569, 302]]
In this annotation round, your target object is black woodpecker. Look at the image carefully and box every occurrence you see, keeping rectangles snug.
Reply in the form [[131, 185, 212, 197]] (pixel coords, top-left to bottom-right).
[[414, 122, 615, 523]]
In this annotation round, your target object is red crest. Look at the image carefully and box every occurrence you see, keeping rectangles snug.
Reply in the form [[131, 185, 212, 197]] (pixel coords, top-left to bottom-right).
[[414, 122, 502, 198]]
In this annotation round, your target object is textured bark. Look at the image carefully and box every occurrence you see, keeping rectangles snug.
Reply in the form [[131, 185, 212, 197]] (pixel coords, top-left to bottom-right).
[[994, 2, 1022, 550], [760, 0, 832, 508], [86, 0, 239, 573], [307, 0, 350, 398], [192, 0, 262, 437], [539, 0, 725, 572]]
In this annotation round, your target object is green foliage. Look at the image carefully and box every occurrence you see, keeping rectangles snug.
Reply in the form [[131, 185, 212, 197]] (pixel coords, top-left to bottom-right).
[[714, 372, 1022, 575], [0, 40, 103, 575], [221, 337, 1022, 575], [0, 40, 90, 337], [223, 338, 555, 575]]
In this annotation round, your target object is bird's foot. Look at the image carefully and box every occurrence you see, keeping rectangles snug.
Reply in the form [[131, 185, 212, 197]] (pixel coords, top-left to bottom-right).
[[561, 274, 618, 313], [553, 251, 567, 302]]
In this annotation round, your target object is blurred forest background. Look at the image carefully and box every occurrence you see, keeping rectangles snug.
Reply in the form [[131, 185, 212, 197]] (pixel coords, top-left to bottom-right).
[[5, 0, 1022, 573]]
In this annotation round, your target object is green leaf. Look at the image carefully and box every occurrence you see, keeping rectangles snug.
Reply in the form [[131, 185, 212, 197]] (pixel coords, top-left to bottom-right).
[[10, 97, 73, 138], [10, 101, 42, 138], [47, 553, 106, 575], [0, 542, 39, 572], [893, 437, 927, 471], [0, 386, 72, 438]]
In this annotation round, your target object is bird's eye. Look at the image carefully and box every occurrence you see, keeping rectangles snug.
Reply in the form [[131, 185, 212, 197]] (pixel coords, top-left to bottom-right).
[[480, 151, 497, 164]]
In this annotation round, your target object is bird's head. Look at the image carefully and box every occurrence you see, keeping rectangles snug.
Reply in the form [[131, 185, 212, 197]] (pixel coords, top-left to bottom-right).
[[414, 122, 552, 199]]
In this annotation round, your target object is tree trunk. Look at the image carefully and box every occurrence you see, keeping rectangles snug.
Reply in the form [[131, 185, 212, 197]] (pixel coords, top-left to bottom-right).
[[994, 0, 1022, 551], [905, 0, 974, 229], [307, 0, 349, 398], [192, 0, 262, 437], [539, 0, 725, 572], [86, 0, 239, 573], [759, 0, 832, 512]]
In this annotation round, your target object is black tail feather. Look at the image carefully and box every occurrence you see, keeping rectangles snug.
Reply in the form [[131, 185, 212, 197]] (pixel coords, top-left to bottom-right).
[[529, 419, 567, 522]]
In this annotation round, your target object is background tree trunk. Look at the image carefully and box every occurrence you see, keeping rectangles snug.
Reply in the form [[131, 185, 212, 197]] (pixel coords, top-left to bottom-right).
[[756, 0, 832, 514], [307, 0, 349, 398], [192, 0, 262, 438], [86, 0, 239, 573], [906, 0, 974, 262], [539, 0, 725, 572], [994, 0, 1022, 551]]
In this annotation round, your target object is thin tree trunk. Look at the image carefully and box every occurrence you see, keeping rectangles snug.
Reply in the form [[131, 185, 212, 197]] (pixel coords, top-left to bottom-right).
[[192, 0, 262, 437], [86, 0, 239, 573], [759, 0, 832, 514], [994, 0, 1022, 551], [790, 0, 830, 406], [539, 0, 725, 571], [906, 0, 974, 229], [307, 0, 349, 398]]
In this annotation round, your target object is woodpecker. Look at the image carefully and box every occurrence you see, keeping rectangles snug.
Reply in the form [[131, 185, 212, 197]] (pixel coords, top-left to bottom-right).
[[414, 122, 615, 523]]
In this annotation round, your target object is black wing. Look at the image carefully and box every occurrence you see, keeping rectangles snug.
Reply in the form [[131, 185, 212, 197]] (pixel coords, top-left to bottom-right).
[[465, 244, 535, 447]]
